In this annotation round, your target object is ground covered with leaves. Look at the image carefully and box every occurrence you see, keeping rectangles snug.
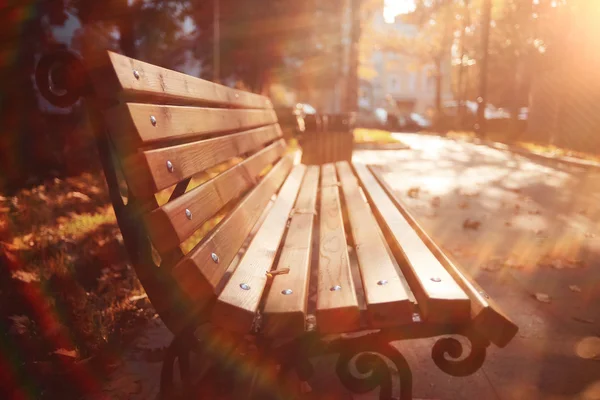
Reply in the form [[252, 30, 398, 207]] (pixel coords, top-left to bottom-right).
[[0, 173, 155, 398]]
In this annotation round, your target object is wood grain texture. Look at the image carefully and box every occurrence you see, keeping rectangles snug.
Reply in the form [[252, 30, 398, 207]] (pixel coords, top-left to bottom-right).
[[104, 103, 278, 152], [353, 163, 470, 324], [336, 162, 413, 328], [262, 166, 320, 337], [170, 153, 294, 307], [316, 164, 360, 334], [145, 140, 286, 256], [89, 51, 272, 109], [369, 167, 518, 347], [212, 165, 306, 333], [124, 124, 283, 196]]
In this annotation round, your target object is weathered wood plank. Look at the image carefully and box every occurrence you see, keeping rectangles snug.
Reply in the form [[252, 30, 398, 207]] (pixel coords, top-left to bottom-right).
[[262, 166, 320, 337], [145, 140, 286, 255], [105, 103, 278, 152], [369, 166, 518, 346], [336, 162, 413, 328], [211, 165, 307, 333], [124, 124, 283, 196], [353, 163, 470, 323], [88, 51, 272, 109], [170, 153, 294, 308], [316, 164, 360, 334]]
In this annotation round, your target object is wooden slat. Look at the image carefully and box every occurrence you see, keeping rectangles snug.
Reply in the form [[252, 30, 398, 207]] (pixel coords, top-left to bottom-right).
[[353, 163, 470, 323], [145, 139, 287, 256], [124, 124, 283, 196], [336, 162, 413, 328], [170, 153, 295, 307], [88, 51, 272, 109], [105, 103, 278, 152], [316, 164, 360, 334], [370, 167, 518, 347], [212, 165, 307, 333], [262, 166, 320, 337]]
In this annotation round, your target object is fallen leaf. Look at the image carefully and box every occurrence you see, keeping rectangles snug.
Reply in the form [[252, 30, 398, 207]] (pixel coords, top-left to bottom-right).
[[575, 337, 600, 360], [535, 230, 547, 237], [572, 316, 595, 324], [54, 348, 77, 358], [431, 196, 441, 207], [407, 187, 420, 199], [463, 219, 481, 230], [68, 191, 91, 202], [534, 293, 551, 303], [569, 285, 582, 293], [129, 294, 148, 302], [11, 270, 40, 283], [9, 315, 32, 335]]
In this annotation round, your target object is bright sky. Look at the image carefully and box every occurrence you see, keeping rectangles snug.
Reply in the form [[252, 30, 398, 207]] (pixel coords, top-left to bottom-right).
[[384, 0, 416, 23]]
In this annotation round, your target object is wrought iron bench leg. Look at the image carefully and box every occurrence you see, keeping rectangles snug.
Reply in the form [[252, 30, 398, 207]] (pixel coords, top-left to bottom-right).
[[270, 326, 489, 400], [160, 330, 194, 399]]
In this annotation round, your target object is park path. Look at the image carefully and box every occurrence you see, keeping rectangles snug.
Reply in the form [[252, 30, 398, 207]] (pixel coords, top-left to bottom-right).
[[90, 133, 600, 400]]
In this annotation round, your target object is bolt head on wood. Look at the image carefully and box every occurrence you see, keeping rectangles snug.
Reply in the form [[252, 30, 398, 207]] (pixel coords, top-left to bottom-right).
[[166, 160, 174, 173], [330, 285, 341, 291], [133, 70, 140, 79], [377, 279, 388, 286], [150, 115, 157, 126], [185, 209, 192, 220], [281, 289, 293, 295], [430, 277, 441, 282], [240, 283, 250, 290], [211, 253, 219, 263]]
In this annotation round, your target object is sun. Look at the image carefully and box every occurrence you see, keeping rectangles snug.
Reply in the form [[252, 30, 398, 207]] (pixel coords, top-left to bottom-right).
[[384, 0, 416, 23]]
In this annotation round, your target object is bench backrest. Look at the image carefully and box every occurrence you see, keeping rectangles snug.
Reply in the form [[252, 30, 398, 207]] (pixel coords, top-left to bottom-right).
[[86, 51, 293, 332]]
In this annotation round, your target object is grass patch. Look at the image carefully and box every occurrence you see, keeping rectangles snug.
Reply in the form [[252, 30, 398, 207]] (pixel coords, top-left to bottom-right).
[[517, 142, 600, 164], [353, 128, 403, 145], [0, 173, 154, 398], [445, 130, 600, 164]]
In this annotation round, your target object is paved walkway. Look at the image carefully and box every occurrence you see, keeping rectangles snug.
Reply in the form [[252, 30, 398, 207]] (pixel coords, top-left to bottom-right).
[[91, 133, 600, 400]]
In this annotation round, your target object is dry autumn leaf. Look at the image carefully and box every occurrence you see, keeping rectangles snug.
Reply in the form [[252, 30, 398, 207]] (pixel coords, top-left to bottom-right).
[[54, 348, 77, 358], [569, 285, 582, 293], [534, 293, 551, 303], [575, 337, 600, 360], [463, 219, 481, 230], [407, 187, 420, 198]]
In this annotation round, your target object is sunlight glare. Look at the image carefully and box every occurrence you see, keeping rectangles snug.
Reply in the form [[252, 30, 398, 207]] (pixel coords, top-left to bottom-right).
[[384, 0, 416, 23]]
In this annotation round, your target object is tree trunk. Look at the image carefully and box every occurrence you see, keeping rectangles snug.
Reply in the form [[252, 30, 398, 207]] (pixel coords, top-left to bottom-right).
[[457, 0, 470, 129], [476, 0, 492, 138], [116, 0, 136, 57], [346, 0, 361, 112]]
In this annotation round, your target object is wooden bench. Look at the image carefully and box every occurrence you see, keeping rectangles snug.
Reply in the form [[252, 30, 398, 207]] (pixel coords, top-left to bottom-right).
[[35, 50, 518, 400], [299, 114, 355, 165]]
